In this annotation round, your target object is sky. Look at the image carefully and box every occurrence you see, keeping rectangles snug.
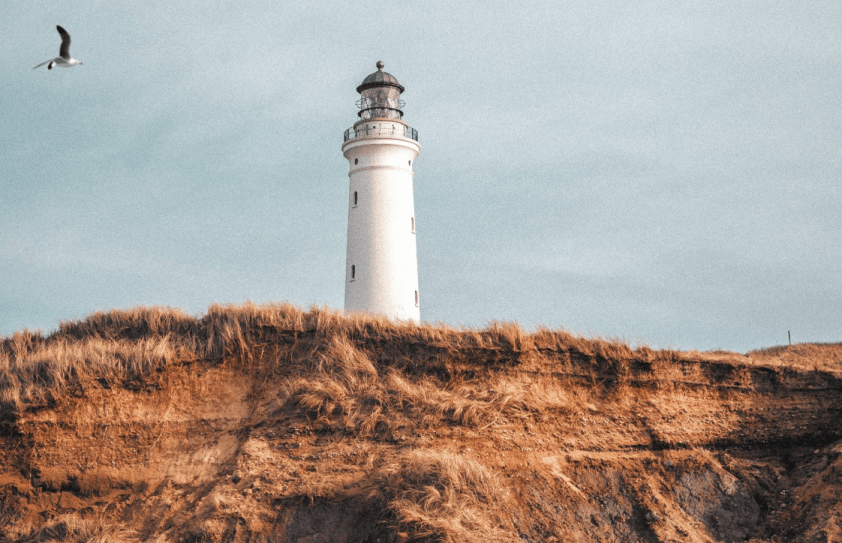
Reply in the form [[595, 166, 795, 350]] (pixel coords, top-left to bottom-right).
[[1, 1, 840, 352]]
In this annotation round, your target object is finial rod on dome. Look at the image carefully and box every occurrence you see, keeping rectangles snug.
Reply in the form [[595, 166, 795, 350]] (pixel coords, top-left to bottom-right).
[[376, 61, 384, 70]]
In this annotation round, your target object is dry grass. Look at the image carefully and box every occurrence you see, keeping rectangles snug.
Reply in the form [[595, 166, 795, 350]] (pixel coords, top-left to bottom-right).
[[368, 450, 518, 543], [7, 513, 137, 543], [4, 301, 832, 437], [276, 334, 389, 434], [748, 342, 842, 373], [266, 331, 584, 436], [1, 334, 181, 419]]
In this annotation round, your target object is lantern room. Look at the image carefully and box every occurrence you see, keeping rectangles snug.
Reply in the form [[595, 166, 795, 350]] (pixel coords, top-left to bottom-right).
[[356, 61, 405, 120]]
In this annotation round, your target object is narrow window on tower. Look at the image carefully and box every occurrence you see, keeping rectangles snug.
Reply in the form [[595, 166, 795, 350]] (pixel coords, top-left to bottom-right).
[[353, 191, 358, 207], [411, 217, 415, 233], [351, 265, 356, 280], [415, 290, 419, 307]]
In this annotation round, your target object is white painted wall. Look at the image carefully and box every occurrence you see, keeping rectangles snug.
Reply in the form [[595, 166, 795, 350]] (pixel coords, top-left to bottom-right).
[[342, 121, 421, 323]]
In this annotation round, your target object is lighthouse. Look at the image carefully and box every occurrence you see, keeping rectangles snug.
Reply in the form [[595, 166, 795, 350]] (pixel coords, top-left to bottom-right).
[[342, 62, 421, 323]]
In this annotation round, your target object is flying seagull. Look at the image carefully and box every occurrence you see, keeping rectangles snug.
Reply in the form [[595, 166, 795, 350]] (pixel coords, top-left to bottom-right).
[[33, 26, 83, 70]]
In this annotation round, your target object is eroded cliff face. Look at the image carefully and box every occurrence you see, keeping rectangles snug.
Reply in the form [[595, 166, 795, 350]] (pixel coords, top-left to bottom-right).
[[1, 304, 841, 542]]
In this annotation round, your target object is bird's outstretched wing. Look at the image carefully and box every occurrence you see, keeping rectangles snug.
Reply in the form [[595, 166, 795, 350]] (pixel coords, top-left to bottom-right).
[[57, 26, 71, 59], [33, 59, 51, 69]]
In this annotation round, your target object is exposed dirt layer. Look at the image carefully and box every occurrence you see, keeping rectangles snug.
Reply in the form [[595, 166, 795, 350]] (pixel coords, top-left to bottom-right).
[[1, 303, 841, 542]]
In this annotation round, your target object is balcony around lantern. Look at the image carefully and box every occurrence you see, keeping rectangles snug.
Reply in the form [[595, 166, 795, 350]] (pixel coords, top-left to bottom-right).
[[344, 123, 419, 143]]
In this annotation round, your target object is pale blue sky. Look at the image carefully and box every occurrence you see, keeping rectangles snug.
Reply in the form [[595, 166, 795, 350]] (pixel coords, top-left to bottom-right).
[[2, 1, 840, 351]]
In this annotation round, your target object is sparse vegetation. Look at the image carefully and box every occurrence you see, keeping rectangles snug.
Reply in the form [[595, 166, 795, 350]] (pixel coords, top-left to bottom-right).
[[369, 450, 517, 543], [7, 514, 137, 543]]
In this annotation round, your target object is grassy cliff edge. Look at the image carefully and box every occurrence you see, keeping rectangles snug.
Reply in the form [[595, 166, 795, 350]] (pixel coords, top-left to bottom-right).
[[1, 303, 841, 542]]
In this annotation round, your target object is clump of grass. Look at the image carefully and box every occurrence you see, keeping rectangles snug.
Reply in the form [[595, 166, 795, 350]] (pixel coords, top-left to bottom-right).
[[748, 342, 842, 373], [266, 328, 582, 436], [369, 450, 517, 543], [277, 333, 390, 435], [6, 514, 137, 543], [58, 306, 198, 342], [0, 335, 181, 419]]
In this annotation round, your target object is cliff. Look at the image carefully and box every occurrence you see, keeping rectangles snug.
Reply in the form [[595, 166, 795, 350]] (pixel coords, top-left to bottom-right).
[[2, 303, 841, 542]]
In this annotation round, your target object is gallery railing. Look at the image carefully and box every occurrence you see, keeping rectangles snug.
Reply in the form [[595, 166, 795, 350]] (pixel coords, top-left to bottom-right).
[[344, 124, 419, 142]]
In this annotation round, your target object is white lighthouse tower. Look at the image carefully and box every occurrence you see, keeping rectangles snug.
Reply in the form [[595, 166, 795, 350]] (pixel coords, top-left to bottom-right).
[[342, 61, 421, 323]]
